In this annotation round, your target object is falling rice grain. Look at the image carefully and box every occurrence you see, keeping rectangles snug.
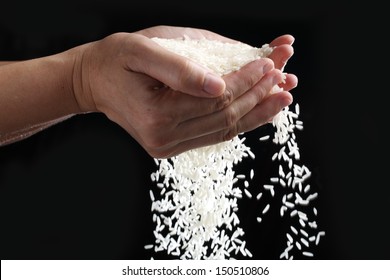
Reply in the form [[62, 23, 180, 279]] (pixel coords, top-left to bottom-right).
[[262, 204, 270, 214], [259, 135, 270, 141], [250, 169, 254, 180], [302, 251, 313, 257], [291, 226, 298, 235], [244, 188, 252, 199]]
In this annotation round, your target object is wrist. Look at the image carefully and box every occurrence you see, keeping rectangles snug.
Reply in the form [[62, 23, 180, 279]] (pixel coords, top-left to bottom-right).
[[64, 42, 97, 114]]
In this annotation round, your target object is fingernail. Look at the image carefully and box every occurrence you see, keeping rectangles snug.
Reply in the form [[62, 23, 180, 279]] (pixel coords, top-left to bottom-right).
[[203, 73, 225, 95]]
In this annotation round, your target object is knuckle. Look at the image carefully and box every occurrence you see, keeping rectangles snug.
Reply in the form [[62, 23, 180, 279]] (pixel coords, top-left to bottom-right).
[[245, 70, 261, 89], [146, 148, 170, 159], [126, 34, 146, 55], [221, 106, 240, 142], [222, 125, 239, 142], [143, 136, 167, 154], [223, 106, 239, 128], [214, 88, 234, 111], [253, 83, 268, 103], [176, 59, 196, 88]]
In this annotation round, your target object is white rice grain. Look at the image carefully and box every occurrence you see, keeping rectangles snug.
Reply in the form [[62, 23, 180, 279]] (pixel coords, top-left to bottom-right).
[[262, 204, 270, 214], [302, 251, 313, 257], [259, 135, 270, 141], [291, 226, 298, 235], [244, 188, 252, 199], [250, 169, 254, 180]]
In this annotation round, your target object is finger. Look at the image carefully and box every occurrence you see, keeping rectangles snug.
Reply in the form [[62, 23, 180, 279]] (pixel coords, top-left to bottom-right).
[[269, 34, 295, 47], [162, 91, 293, 158], [161, 58, 275, 122], [233, 91, 293, 133], [278, 73, 298, 92], [222, 57, 274, 102], [267, 44, 294, 70], [173, 69, 285, 143], [128, 33, 226, 97]]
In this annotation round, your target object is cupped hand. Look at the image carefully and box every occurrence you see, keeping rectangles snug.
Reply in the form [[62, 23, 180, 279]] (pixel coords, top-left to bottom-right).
[[73, 26, 297, 158]]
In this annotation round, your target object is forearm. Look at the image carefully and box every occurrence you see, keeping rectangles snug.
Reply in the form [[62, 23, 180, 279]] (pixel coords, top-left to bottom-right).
[[0, 50, 82, 145], [0, 61, 16, 66]]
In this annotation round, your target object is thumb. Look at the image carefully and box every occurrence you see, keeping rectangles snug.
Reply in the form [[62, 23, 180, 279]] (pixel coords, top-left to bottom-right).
[[129, 34, 226, 97]]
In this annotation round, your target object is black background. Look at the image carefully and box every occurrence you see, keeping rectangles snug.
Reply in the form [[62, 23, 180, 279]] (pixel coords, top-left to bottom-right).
[[1, 1, 389, 260]]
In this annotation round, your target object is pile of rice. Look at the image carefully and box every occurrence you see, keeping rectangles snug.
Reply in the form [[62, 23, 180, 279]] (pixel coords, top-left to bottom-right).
[[144, 36, 325, 259]]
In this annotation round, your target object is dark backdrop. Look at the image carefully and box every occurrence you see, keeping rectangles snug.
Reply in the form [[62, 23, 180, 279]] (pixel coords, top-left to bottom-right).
[[1, 1, 388, 260]]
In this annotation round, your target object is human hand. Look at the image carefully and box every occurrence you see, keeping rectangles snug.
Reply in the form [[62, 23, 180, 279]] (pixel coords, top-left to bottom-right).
[[71, 26, 297, 158]]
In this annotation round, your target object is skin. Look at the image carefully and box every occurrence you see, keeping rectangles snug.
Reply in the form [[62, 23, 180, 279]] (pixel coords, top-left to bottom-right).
[[0, 25, 297, 158]]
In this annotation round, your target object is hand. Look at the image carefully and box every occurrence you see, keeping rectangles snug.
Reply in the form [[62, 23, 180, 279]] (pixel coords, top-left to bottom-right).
[[72, 25, 297, 158]]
